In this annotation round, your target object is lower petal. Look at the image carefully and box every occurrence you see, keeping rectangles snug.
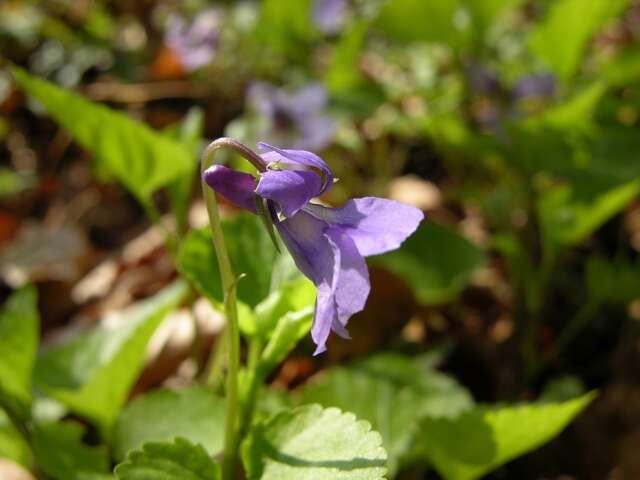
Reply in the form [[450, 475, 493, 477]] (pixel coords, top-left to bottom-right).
[[325, 226, 370, 326]]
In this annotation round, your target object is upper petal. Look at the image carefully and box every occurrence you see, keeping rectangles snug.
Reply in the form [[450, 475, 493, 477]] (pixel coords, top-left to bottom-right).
[[257, 143, 334, 195], [203, 165, 257, 213], [256, 170, 322, 218], [305, 197, 424, 256]]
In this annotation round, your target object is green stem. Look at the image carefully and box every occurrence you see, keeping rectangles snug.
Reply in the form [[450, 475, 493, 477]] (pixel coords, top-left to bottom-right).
[[239, 339, 264, 436], [200, 138, 267, 480], [204, 328, 228, 391]]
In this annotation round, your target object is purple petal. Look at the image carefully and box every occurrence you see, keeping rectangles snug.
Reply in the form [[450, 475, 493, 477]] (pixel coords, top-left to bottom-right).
[[275, 211, 339, 354], [203, 165, 257, 213], [289, 83, 328, 115], [247, 82, 277, 118], [312, 284, 338, 355], [257, 143, 334, 195], [313, 0, 347, 34], [165, 10, 220, 71], [305, 197, 424, 256], [256, 170, 323, 218], [326, 226, 370, 328], [296, 115, 336, 151]]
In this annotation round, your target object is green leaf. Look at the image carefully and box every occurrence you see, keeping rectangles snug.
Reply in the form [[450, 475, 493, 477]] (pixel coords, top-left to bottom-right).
[[418, 392, 596, 480], [242, 404, 387, 480], [585, 256, 640, 305], [0, 408, 30, 466], [463, 0, 523, 37], [11, 66, 194, 204], [254, 0, 314, 60], [529, 0, 630, 81], [374, 222, 485, 304], [0, 167, 36, 200], [297, 353, 473, 475], [177, 216, 278, 310], [538, 179, 640, 246], [325, 21, 369, 94], [164, 107, 204, 233], [34, 281, 188, 435], [32, 421, 109, 480], [115, 437, 221, 480], [254, 278, 315, 338], [0, 285, 39, 420], [113, 386, 226, 461], [600, 44, 640, 87], [258, 307, 313, 377], [375, 0, 467, 46]]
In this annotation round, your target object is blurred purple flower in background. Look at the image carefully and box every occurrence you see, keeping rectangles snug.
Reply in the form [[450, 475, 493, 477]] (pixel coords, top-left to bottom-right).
[[165, 9, 221, 71], [247, 82, 336, 151], [312, 0, 348, 34], [513, 73, 556, 99], [466, 63, 501, 96], [204, 142, 423, 354]]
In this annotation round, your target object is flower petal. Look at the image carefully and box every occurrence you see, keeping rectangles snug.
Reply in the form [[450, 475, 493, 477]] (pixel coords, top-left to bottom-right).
[[256, 170, 322, 218], [325, 226, 370, 327], [257, 143, 334, 195], [203, 165, 257, 213], [296, 114, 336, 151], [275, 211, 338, 354], [305, 197, 424, 256]]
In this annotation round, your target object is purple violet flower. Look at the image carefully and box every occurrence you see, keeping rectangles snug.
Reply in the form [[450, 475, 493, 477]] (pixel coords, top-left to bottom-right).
[[513, 73, 556, 99], [204, 142, 423, 354], [312, 0, 348, 34], [165, 9, 221, 71], [247, 82, 336, 151]]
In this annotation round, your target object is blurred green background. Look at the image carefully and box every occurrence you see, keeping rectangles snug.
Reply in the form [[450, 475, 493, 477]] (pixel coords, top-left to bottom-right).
[[1, 0, 640, 479]]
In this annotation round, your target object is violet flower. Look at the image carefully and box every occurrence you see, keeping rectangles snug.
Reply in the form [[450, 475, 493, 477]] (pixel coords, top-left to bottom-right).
[[247, 82, 336, 151], [204, 142, 423, 354], [165, 9, 221, 71], [312, 0, 348, 34], [513, 73, 556, 99]]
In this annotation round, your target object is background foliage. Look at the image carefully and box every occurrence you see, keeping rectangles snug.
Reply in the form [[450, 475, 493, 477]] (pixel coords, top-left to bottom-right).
[[1, 0, 640, 478]]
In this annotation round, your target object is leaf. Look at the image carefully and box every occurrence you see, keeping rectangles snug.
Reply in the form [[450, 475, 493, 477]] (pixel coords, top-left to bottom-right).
[[538, 179, 640, 246], [242, 404, 387, 480], [258, 307, 313, 377], [11, 66, 194, 204], [31, 421, 109, 480], [164, 107, 204, 233], [34, 281, 188, 435], [297, 353, 473, 475], [177, 216, 278, 310], [600, 44, 640, 87], [418, 392, 596, 480], [254, 0, 314, 60], [253, 278, 315, 338], [375, 0, 467, 46], [374, 222, 485, 304], [0, 409, 30, 466], [115, 438, 221, 480], [585, 256, 640, 305], [0, 285, 39, 420], [113, 386, 226, 461], [325, 21, 369, 94], [529, 0, 630, 81], [463, 0, 523, 36]]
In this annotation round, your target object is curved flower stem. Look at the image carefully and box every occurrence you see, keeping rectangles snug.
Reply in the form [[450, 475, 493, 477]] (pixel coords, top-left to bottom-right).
[[200, 138, 266, 480]]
